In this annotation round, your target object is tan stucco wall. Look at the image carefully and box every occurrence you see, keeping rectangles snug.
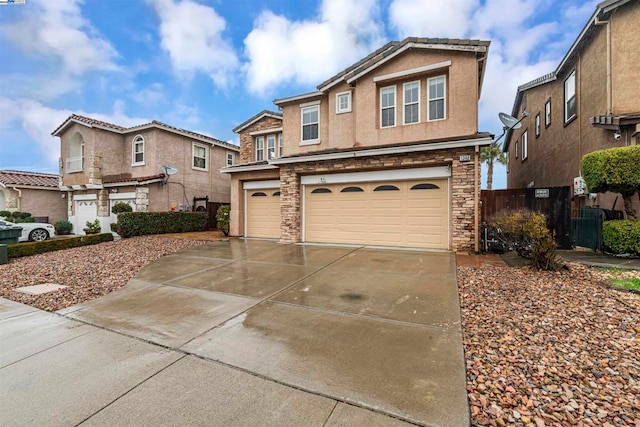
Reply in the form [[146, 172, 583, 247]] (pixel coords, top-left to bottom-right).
[[228, 169, 280, 237], [1, 187, 67, 224], [611, 1, 640, 114]]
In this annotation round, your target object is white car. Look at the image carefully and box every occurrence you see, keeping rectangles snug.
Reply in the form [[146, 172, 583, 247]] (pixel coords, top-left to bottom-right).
[[0, 220, 56, 242]]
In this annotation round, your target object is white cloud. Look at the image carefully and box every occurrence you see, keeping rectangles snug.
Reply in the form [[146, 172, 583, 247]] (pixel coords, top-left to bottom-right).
[[150, 0, 239, 88], [243, 0, 385, 95], [389, 0, 479, 38], [132, 83, 168, 106], [1, 0, 119, 75]]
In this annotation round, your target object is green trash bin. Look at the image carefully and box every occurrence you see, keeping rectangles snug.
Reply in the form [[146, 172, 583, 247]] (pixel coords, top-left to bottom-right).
[[0, 244, 7, 265], [0, 226, 22, 244]]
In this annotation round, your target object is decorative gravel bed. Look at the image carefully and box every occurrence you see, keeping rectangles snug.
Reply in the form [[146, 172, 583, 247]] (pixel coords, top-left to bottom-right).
[[0, 236, 208, 311], [459, 263, 640, 426]]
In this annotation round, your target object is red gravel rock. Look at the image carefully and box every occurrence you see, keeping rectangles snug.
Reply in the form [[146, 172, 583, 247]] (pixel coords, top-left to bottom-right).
[[0, 236, 207, 311], [459, 263, 640, 426]]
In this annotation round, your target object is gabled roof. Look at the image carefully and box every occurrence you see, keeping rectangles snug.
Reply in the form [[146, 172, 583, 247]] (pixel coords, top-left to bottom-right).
[[232, 110, 282, 134], [52, 114, 239, 152], [0, 170, 59, 188], [274, 37, 490, 106]]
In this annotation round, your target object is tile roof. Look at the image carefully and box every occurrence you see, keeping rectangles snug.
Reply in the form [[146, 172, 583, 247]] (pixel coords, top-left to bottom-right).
[[51, 114, 126, 135], [0, 170, 59, 188], [102, 173, 166, 184]]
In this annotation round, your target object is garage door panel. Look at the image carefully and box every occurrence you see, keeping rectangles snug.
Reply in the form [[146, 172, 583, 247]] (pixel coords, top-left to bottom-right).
[[246, 188, 280, 239], [305, 178, 449, 249]]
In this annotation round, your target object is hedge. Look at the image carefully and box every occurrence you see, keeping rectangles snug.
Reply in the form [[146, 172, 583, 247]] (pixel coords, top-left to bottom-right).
[[7, 233, 114, 259], [603, 220, 640, 256], [114, 212, 208, 238], [582, 145, 640, 196]]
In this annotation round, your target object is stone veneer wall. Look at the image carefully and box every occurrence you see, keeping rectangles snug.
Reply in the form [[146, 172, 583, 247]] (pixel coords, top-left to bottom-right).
[[135, 187, 149, 212], [239, 117, 283, 163], [279, 147, 479, 252]]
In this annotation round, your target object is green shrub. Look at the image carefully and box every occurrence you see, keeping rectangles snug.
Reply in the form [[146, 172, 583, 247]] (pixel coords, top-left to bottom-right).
[[83, 219, 101, 234], [7, 233, 113, 259], [603, 220, 640, 255], [113, 212, 208, 238], [216, 205, 230, 236], [2, 211, 36, 223], [111, 202, 133, 214], [0, 210, 11, 218], [54, 220, 73, 235]]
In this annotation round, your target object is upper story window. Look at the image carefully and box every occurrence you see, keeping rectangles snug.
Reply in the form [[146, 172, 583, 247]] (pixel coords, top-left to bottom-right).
[[380, 85, 396, 128], [403, 81, 420, 125], [336, 92, 352, 114], [192, 142, 208, 171], [564, 70, 576, 123], [301, 104, 319, 144], [521, 130, 528, 161], [535, 113, 540, 137], [255, 136, 264, 161], [428, 76, 446, 121], [67, 132, 85, 173], [278, 133, 283, 156], [267, 135, 276, 159], [515, 140, 519, 159], [132, 135, 144, 166], [226, 152, 234, 166], [545, 99, 551, 127]]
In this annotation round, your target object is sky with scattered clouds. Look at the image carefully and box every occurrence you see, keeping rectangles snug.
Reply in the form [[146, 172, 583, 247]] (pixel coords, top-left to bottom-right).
[[0, 0, 598, 189]]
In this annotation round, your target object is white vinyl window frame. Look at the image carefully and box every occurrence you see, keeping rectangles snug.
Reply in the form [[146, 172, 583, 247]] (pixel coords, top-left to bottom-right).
[[428, 75, 447, 121], [255, 136, 264, 161], [132, 135, 145, 166], [515, 140, 519, 159], [403, 81, 420, 125], [226, 152, 234, 166], [278, 133, 283, 157], [535, 113, 540, 137], [380, 85, 396, 128], [521, 130, 528, 161], [336, 91, 352, 114], [545, 99, 551, 127], [192, 142, 209, 171], [267, 135, 276, 160], [564, 70, 576, 123], [301, 104, 320, 145]]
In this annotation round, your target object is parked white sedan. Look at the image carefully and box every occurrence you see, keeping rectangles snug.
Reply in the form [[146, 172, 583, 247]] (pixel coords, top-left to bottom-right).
[[0, 220, 56, 242]]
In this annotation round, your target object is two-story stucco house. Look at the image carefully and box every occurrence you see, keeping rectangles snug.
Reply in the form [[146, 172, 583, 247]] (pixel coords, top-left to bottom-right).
[[504, 0, 639, 215], [223, 37, 493, 252], [52, 115, 239, 234]]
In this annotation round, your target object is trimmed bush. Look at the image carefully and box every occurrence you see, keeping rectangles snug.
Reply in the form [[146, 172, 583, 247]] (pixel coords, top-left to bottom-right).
[[603, 220, 640, 255], [113, 212, 208, 238], [7, 233, 113, 259], [54, 220, 73, 235], [2, 211, 36, 223], [216, 205, 230, 236], [111, 202, 133, 214]]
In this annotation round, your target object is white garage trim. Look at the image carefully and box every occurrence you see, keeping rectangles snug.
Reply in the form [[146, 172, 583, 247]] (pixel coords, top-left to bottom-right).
[[301, 166, 450, 186], [73, 194, 97, 201], [109, 192, 136, 200], [243, 180, 280, 190]]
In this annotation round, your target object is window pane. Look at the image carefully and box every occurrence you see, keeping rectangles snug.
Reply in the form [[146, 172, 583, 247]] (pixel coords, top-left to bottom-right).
[[430, 99, 444, 120], [381, 89, 394, 108], [311, 188, 332, 194], [405, 104, 418, 124], [135, 152, 143, 163], [404, 82, 419, 103], [303, 107, 318, 124], [381, 107, 395, 127], [429, 77, 444, 99], [303, 123, 318, 141], [373, 185, 399, 191], [411, 183, 439, 190]]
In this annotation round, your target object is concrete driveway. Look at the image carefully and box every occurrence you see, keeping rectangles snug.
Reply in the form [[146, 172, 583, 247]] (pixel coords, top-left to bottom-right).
[[0, 240, 468, 426]]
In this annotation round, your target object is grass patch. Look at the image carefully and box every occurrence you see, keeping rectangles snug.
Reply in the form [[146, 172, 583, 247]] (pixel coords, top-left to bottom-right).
[[598, 267, 626, 274], [609, 278, 640, 291]]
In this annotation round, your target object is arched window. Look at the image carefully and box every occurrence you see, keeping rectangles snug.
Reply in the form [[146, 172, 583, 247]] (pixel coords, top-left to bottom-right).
[[373, 185, 399, 191], [410, 183, 440, 190], [251, 192, 267, 197], [311, 188, 332, 194], [68, 132, 85, 173], [132, 135, 145, 165], [340, 186, 364, 193], [272, 191, 281, 196]]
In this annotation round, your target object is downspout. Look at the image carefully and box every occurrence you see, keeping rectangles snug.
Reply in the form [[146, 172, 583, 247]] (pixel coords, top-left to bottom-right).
[[594, 16, 612, 114], [474, 145, 480, 253], [9, 186, 22, 211]]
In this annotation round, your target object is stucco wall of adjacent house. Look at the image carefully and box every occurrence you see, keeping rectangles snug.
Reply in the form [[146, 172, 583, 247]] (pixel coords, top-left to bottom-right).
[[2, 187, 67, 224], [611, 1, 640, 114], [280, 48, 482, 157], [228, 169, 280, 237], [238, 117, 283, 163]]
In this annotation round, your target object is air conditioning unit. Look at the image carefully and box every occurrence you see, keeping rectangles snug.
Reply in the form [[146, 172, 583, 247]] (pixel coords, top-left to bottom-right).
[[574, 176, 588, 196]]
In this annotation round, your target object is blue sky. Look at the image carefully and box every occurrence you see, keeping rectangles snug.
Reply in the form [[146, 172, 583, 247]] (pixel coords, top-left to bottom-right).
[[0, 0, 597, 189]]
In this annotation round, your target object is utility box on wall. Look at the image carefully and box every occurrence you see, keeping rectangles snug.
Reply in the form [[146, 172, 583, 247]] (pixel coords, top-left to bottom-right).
[[573, 176, 588, 196]]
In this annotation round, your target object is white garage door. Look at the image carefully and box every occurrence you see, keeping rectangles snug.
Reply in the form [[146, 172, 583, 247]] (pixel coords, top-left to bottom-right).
[[246, 188, 280, 238], [75, 199, 97, 234], [304, 178, 449, 249]]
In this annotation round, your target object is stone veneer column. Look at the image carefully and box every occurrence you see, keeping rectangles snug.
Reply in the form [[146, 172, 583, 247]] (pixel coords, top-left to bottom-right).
[[135, 187, 149, 212], [88, 151, 103, 186], [67, 192, 73, 217], [279, 165, 301, 243], [97, 190, 109, 217], [450, 155, 476, 253]]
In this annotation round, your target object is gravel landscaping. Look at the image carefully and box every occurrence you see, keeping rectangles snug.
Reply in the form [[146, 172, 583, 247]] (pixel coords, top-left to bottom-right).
[[459, 262, 640, 426], [0, 236, 207, 311]]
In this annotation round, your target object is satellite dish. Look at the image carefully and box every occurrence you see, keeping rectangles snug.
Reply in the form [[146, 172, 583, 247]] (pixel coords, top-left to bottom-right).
[[499, 112, 523, 130], [162, 165, 178, 176]]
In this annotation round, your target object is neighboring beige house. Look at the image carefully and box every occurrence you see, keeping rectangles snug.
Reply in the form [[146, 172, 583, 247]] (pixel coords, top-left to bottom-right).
[[52, 115, 239, 234], [504, 0, 639, 215], [0, 170, 67, 224], [224, 37, 493, 252]]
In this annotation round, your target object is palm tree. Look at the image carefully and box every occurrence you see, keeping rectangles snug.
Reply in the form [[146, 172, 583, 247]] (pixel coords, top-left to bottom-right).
[[480, 143, 507, 190]]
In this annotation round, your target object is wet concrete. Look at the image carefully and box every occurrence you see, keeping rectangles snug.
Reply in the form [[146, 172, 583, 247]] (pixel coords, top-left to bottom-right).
[[66, 284, 256, 347], [332, 248, 456, 277], [0, 297, 37, 320], [133, 255, 229, 283], [184, 302, 469, 426], [325, 403, 415, 426], [246, 244, 356, 267], [177, 238, 282, 260]]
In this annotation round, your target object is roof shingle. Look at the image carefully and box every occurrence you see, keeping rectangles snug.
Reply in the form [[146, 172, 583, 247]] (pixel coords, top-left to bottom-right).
[[0, 170, 59, 188]]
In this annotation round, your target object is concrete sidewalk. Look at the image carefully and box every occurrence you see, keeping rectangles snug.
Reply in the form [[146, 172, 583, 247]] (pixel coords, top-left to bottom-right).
[[558, 250, 640, 270]]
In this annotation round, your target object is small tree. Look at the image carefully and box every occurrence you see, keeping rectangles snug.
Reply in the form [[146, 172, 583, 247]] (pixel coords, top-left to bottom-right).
[[481, 142, 507, 190], [216, 205, 230, 236], [582, 145, 640, 219]]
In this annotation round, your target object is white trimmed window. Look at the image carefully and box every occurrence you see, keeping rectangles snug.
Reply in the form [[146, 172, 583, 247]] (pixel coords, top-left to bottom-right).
[[515, 140, 519, 159], [564, 70, 576, 122], [301, 105, 319, 143], [522, 130, 528, 161], [403, 81, 420, 125], [336, 92, 351, 114], [428, 75, 446, 121], [256, 136, 264, 161], [132, 135, 144, 166], [192, 142, 208, 170], [267, 135, 276, 159], [506, 154, 510, 173], [535, 113, 540, 137], [545, 99, 551, 127], [226, 152, 234, 166], [278, 133, 283, 156], [380, 85, 396, 128]]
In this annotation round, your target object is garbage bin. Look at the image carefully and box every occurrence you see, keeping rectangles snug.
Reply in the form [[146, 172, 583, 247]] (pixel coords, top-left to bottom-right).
[[0, 244, 7, 265], [0, 226, 22, 244]]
